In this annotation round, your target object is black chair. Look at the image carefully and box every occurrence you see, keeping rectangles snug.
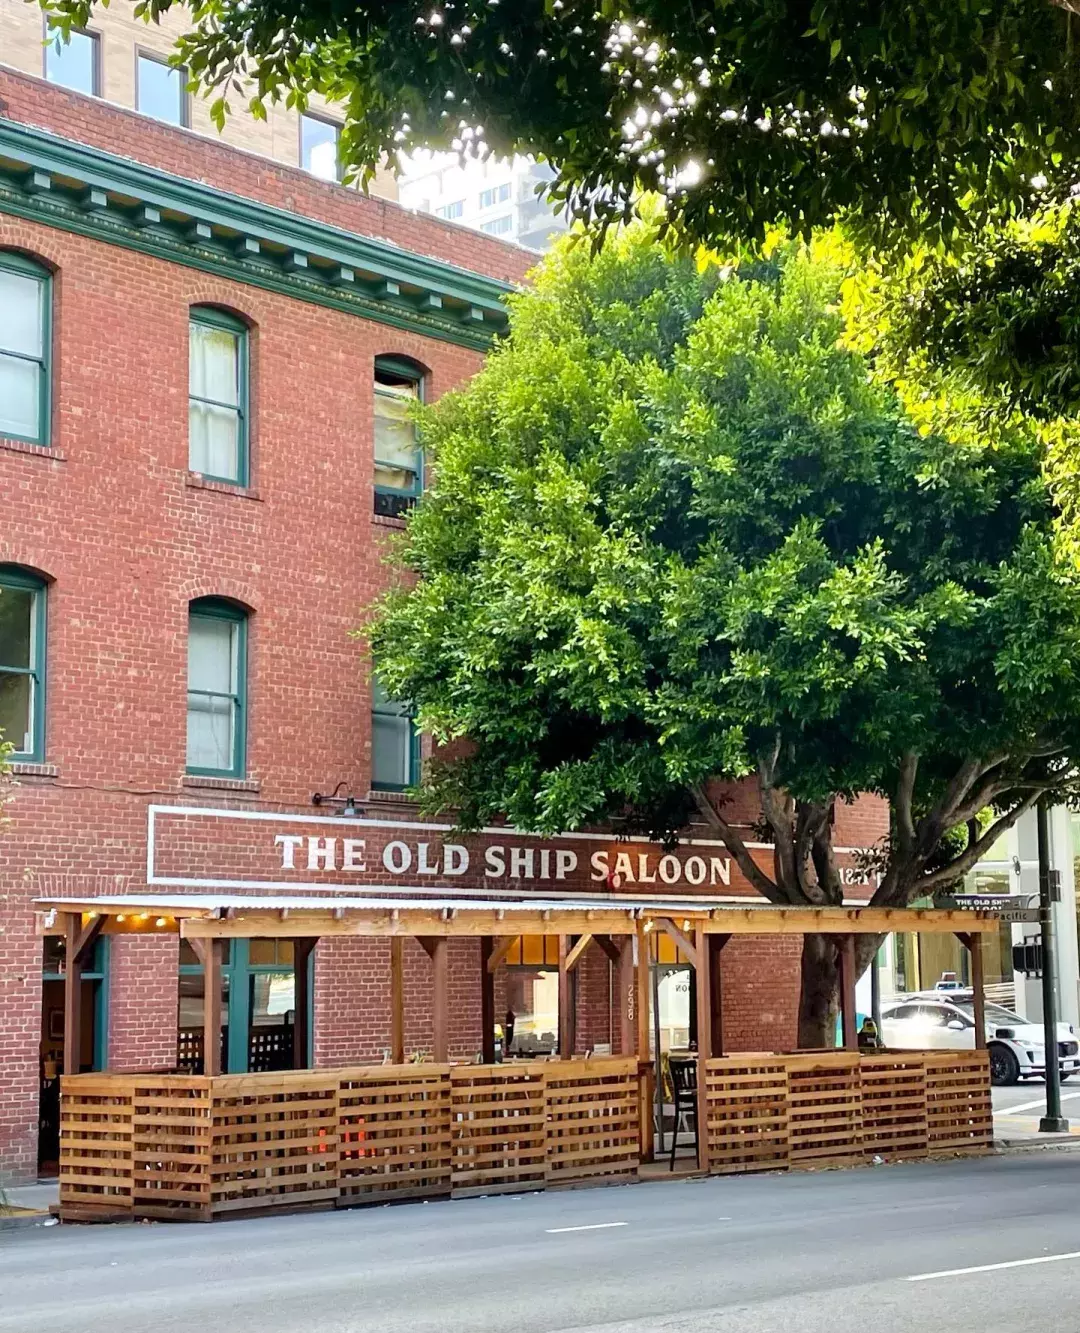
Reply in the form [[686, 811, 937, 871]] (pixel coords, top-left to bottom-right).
[[668, 1057, 698, 1170]]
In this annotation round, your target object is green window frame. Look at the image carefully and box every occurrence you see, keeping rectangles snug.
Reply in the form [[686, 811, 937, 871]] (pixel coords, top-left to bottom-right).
[[371, 673, 420, 793], [0, 565, 47, 763], [43, 936, 109, 1071], [186, 597, 247, 777], [373, 355, 424, 519], [188, 306, 249, 486], [0, 251, 52, 447]]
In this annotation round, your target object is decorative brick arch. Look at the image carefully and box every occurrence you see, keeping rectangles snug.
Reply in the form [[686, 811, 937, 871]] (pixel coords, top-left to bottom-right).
[[177, 580, 259, 614]]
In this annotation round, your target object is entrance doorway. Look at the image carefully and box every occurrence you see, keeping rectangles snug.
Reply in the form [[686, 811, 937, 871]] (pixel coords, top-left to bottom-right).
[[177, 939, 305, 1073], [39, 936, 108, 1174]]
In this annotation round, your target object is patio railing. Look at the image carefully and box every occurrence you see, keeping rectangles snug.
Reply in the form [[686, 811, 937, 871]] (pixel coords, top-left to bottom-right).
[[58, 1049, 991, 1222]]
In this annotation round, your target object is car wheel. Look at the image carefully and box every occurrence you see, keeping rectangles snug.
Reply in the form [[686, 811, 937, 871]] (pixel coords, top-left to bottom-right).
[[989, 1043, 1020, 1086]]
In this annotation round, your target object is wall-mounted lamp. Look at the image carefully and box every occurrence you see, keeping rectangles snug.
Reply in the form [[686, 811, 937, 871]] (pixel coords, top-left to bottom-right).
[[312, 781, 362, 817]]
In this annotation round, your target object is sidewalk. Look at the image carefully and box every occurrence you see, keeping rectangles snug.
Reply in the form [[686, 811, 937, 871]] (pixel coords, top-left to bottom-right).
[[1, 1180, 59, 1230]]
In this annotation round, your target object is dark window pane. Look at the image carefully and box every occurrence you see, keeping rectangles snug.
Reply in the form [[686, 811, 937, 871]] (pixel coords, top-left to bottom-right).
[[0, 585, 33, 668], [0, 671, 32, 753]]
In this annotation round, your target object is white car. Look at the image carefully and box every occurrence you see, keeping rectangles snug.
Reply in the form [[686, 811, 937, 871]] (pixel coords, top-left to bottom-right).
[[880, 993, 1080, 1086]]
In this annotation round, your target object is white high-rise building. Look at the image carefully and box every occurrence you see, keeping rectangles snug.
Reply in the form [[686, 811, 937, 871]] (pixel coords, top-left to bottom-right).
[[398, 152, 569, 253]]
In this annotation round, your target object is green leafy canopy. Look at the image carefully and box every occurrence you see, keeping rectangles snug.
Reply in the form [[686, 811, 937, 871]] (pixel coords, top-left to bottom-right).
[[369, 226, 1080, 919], [38, 0, 1080, 244]]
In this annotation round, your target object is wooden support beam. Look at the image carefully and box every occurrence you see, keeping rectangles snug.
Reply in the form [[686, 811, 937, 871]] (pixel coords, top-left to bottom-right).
[[956, 931, 987, 1050], [694, 927, 711, 1172], [635, 923, 655, 1163], [63, 912, 100, 1076], [564, 933, 593, 972], [593, 934, 622, 966], [203, 938, 224, 1077], [485, 935, 520, 973], [618, 937, 634, 1057], [389, 937, 405, 1064], [838, 935, 858, 1052], [418, 937, 449, 1063], [480, 937, 497, 1063], [558, 935, 575, 1057], [659, 919, 699, 970], [292, 938, 317, 1069]]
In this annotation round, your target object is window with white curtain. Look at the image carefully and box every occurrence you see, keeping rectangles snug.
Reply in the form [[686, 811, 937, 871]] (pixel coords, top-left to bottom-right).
[[187, 600, 246, 775], [373, 360, 423, 518], [0, 252, 50, 446], [189, 309, 247, 483]]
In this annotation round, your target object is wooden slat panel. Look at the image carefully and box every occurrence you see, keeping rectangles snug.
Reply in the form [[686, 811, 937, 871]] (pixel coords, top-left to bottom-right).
[[859, 1054, 928, 1160], [59, 1080, 135, 1218], [338, 1065, 452, 1202], [208, 1075, 339, 1217], [787, 1054, 862, 1169], [925, 1052, 993, 1154], [543, 1059, 640, 1186], [131, 1078, 213, 1219], [703, 1058, 789, 1174], [451, 1065, 546, 1196]]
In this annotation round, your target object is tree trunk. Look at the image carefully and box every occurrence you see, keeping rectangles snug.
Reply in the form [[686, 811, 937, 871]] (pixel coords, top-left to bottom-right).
[[796, 932, 885, 1049], [797, 933, 840, 1049]]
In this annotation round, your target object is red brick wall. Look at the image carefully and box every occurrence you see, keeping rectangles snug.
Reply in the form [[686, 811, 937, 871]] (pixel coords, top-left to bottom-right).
[[107, 936, 180, 1071], [0, 69, 536, 288]]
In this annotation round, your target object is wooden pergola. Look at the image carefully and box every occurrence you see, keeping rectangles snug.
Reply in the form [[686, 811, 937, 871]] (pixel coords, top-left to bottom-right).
[[39, 891, 999, 1069], [39, 892, 1000, 1217]]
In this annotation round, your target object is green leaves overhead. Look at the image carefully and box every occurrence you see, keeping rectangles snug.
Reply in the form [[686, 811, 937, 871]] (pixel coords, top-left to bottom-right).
[[40, 0, 1080, 245], [368, 226, 1080, 846]]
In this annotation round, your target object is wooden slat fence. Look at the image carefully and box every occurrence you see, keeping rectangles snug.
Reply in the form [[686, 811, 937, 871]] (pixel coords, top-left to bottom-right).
[[59, 1052, 990, 1219], [702, 1050, 991, 1176]]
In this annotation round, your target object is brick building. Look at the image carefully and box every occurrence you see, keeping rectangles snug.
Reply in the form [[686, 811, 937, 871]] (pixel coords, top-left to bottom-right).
[[0, 66, 887, 1185]]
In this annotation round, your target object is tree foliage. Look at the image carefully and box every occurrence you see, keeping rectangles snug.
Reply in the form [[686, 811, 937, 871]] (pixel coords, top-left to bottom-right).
[[369, 225, 1080, 1039], [41, 0, 1080, 244]]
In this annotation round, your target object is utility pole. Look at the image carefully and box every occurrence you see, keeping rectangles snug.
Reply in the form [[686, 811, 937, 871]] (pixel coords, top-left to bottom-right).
[[1037, 798, 1069, 1133]]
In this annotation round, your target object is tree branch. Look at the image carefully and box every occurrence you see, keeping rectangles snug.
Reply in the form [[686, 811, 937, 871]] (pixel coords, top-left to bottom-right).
[[915, 790, 1043, 895], [690, 784, 789, 905]]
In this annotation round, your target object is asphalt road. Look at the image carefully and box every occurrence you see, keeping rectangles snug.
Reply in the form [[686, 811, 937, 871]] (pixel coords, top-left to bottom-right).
[[993, 1081, 1080, 1137], [5, 1151, 1080, 1333]]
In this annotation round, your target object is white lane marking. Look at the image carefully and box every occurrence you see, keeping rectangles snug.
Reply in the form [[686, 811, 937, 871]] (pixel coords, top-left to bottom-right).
[[907, 1251, 1080, 1282], [997, 1090, 1080, 1115], [545, 1222, 629, 1234]]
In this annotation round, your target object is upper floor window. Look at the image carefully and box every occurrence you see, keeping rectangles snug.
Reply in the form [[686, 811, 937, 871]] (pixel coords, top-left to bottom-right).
[[479, 184, 511, 209], [480, 214, 514, 237], [0, 252, 51, 447], [300, 114, 341, 182], [374, 358, 423, 519], [371, 676, 418, 792], [136, 52, 188, 126], [187, 599, 247, 777], [436, 200, 464, 220], [189, 308, 248, 485], [0, 567, 46, 762], [45, 28, 100, 96]]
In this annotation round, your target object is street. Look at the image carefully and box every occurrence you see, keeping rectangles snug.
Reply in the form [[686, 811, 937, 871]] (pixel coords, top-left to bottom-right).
[[993, 1081, 1080, 1138], [4, 1150, 1080, 1333]]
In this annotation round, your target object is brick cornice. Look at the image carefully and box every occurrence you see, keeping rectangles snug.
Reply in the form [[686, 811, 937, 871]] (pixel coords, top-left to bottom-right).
[[0, 119, 514, 351]]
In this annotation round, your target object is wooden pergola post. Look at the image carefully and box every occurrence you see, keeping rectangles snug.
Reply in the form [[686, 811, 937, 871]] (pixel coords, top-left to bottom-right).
[[618, 936, 635, 1056], [636, 922, 655, 1162], [693, 927, 712, 1172], [956, 932, 987, 1050], [390, 937, 406, 1064], [188, 938, 224, 1076], [62, 911, 104, 1076], [292, 938, 317, 1069], [838, 935, 858, 1051], [557, 935, 576, 1057], [419, 937, 449, 1062], [479, 936, 496, 1063]]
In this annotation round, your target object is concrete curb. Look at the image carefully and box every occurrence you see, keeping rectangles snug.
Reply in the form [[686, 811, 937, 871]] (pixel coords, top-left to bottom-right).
[[994, 1134, 1080, 1153]]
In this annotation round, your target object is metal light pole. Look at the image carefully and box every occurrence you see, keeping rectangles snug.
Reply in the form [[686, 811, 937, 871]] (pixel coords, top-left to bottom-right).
[[1037, 798, 1069, 1133]]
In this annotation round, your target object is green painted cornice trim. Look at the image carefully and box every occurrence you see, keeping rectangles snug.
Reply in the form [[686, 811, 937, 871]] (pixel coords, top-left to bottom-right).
[[0, 119, 516, 350]]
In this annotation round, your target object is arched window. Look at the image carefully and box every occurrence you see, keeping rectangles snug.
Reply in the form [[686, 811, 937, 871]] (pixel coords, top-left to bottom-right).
[[0, 565, 47, 761], [189, 306, 249, 485], [186, 598, 247, 776], [373, 356, 425, 518], [0, 252, 52, 447]]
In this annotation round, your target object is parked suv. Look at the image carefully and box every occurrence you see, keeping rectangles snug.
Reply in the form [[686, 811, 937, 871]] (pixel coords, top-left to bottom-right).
[[880, 991, 1080, 1086]]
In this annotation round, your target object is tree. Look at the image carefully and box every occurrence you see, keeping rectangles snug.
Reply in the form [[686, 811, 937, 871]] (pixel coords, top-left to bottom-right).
[[369, 225, 1080, 1045], [44, 0, 1080, 244]]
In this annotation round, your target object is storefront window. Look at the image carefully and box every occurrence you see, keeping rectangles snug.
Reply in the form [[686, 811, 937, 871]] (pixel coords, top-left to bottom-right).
[[505, 969, 558, 1056]]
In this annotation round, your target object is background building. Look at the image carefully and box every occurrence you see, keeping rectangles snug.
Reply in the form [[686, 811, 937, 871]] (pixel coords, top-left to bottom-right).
[[398, 152, 568, 253], [0, 0, 397, 195]]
